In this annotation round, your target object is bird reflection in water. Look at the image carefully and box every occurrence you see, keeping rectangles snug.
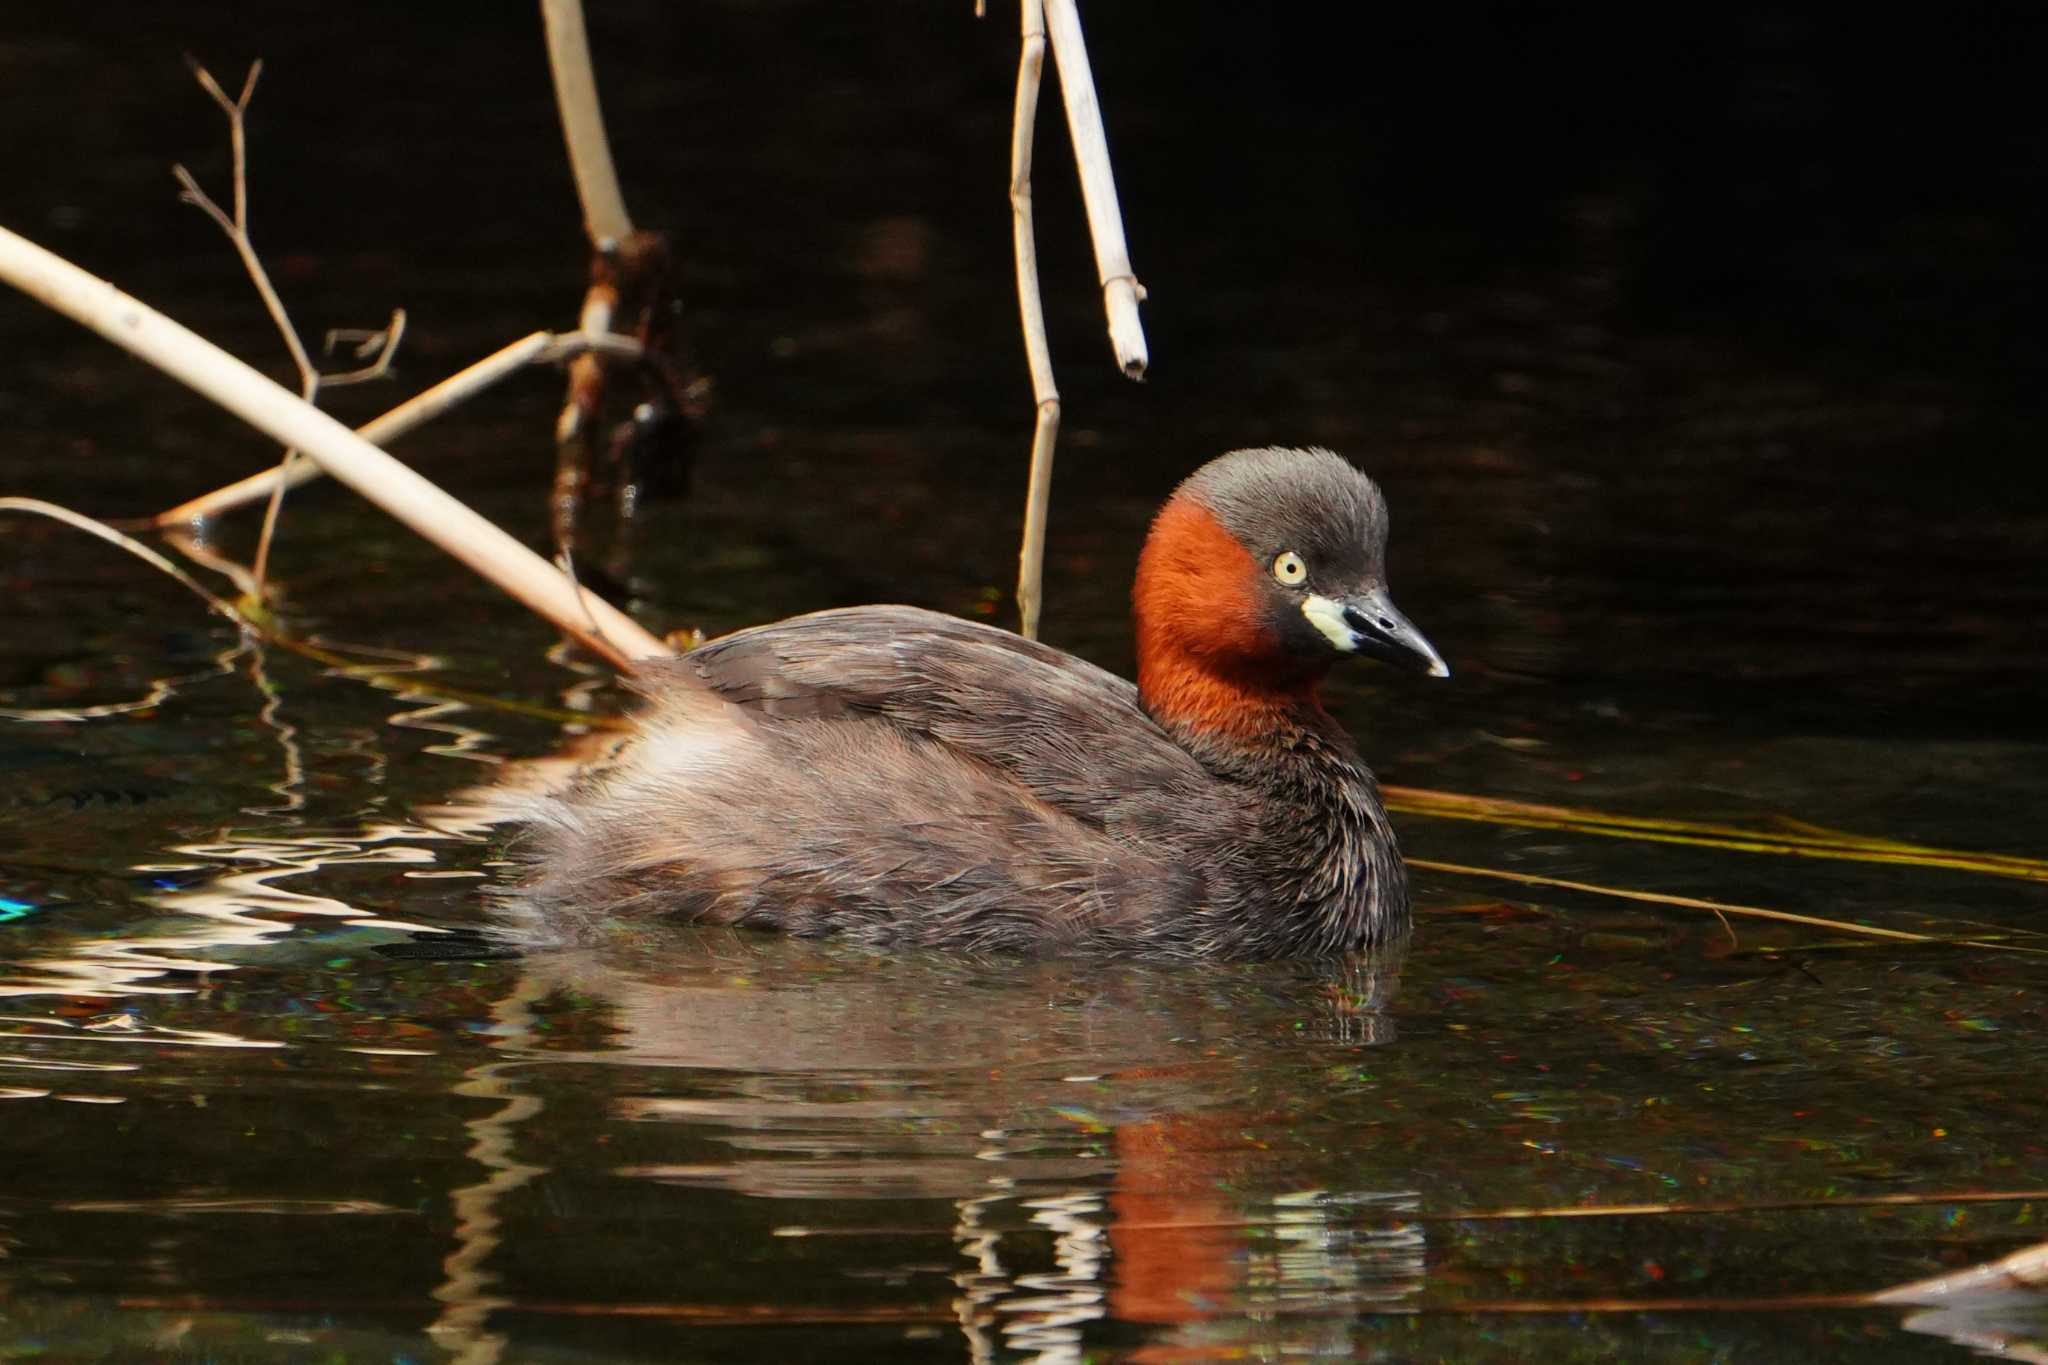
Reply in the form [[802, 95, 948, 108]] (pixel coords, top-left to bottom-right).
[[413, 915, 1419, 1363]]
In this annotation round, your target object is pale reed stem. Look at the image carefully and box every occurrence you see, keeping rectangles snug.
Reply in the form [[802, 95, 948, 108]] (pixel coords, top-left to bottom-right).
[[1042, 0, 1147, 378], [1011, 0, 1062, 640]]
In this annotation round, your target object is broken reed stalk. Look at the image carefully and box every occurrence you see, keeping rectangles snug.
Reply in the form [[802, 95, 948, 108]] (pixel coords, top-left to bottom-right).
[[0, 224, 673, 671], [1010, 0, 1061, 641], [538, 3, 699, 563], [541, 0, 629, 473], [1041, 0, 1147, 378], [152, 330, 640, 526], [1004, 0, 1148, 636]]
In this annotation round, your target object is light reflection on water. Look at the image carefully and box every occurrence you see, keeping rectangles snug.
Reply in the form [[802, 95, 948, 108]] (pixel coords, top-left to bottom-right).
[[4, 826, 461, 999], [0, 648, 243, 724], [0, 678, 2042, 1360], [8, 692, 1436, 1363], [0, 635, 521, 999], [0, 538, 2041, 1363], [414, 925, 1417, 1365], [8, 665, 1419, 1363]]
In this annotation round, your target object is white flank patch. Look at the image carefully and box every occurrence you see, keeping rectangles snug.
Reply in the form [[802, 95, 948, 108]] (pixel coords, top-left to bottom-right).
[[628, 716, 748, 787], [1300, 594, 1358, 652]]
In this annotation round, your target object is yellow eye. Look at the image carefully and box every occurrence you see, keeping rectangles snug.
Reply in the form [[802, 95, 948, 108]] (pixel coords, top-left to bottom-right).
[[1272, 551, 1307, 586]]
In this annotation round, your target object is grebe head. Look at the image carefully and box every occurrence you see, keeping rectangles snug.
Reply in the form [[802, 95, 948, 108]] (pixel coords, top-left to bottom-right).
[[1133, 447, 1447, 736]]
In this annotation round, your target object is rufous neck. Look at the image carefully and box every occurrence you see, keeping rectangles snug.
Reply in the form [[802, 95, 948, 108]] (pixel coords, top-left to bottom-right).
[[1137, 648, 1327, 746], [1132, 497, 1328, 747]]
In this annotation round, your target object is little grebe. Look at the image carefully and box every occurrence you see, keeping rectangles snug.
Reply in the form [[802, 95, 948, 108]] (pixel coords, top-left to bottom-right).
[[521, 446, 1447, 957]]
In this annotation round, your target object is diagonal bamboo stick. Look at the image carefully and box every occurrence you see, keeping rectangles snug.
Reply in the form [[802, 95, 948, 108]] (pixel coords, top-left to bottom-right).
[[0, 224, 673, 671]]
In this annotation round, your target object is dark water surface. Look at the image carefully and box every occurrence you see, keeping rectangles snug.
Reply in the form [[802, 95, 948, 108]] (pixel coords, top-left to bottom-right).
[[3, 5, 2045, 1360]]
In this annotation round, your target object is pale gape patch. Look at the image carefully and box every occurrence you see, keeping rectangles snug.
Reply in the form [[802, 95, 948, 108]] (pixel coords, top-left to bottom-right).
[[1300, 593, 1359, 652]]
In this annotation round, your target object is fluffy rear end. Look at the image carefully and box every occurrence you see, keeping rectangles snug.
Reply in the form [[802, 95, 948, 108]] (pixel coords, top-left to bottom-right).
[[513, 701, 1182, 952]]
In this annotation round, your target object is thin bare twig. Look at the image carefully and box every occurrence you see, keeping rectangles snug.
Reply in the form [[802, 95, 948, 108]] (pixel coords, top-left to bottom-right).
[[543, 0, 632, 530], [161, 526, 265, 603], [1431, 1188, 2048, 1224], [321, 308, 408, 387], [1387, 785, 2048, 884], [0, 499, 262, 724], [0, 499, 250, 628], [1010, 0, 1061, 640], [0, 224, 673, 670], [1409, 857, 2043, 952], [152, 329, 649, 527], [178, 62, 310, 596], [174, 58, 404, 597], [553, 545, 616, 663], [778, 1186, 2048, 1240], [1, 500, 617, 732], [175, 59, 314, 392]]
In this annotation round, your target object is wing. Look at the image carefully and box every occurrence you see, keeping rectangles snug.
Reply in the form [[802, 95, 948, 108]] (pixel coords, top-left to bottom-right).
[[517, 708, 1204, 952], [632, 606, 1221, 836]]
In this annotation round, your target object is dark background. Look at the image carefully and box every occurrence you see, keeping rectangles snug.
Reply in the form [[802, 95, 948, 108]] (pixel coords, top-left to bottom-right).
[[2, 2, 2043, 744]]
